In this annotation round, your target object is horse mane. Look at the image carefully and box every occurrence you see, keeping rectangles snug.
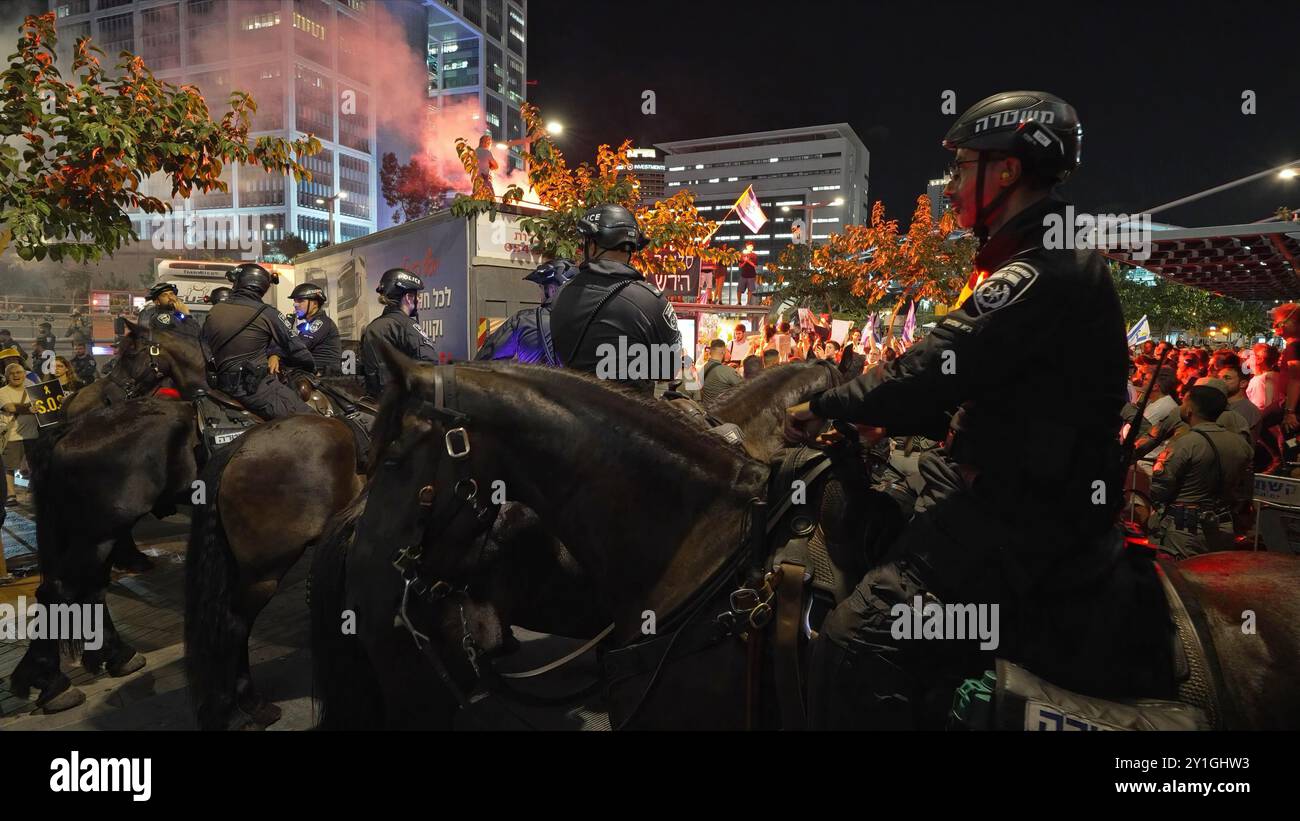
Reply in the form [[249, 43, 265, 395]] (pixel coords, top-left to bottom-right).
[[708, 359, 842, 416], [458, 363, 762, 476]]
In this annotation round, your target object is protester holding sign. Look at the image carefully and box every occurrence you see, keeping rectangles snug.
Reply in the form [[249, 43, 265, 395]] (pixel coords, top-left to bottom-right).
[[1, 362, 38, 504]]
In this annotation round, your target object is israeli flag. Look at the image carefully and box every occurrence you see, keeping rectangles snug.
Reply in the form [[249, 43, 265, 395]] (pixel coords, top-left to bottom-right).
[[1126, 315, 1151, 347]]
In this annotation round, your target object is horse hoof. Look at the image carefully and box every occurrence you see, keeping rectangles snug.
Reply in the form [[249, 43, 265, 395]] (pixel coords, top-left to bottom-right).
[[111, 550, 155, 573], [107, 652, 146, 678], [38, 680, 87, 714]]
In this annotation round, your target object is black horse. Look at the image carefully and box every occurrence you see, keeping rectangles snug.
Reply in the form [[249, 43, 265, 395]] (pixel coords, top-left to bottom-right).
[[313, 353, 1300, 730]]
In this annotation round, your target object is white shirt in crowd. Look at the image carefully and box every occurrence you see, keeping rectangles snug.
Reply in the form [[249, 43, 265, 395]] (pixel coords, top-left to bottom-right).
[[0, 383, 38, 443]]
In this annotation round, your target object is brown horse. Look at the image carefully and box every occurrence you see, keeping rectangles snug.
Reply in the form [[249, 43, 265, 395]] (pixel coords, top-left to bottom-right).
[[313, 355, 1300, 730], [184, 414, 363, 729]]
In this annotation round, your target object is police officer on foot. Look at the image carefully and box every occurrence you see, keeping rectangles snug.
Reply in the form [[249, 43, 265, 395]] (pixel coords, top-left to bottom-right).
[[475, 259, 577, 366], [138, 282, 200, 338], [201, 263, 314, 418], [285, 282, 342, 375], [785, 91, 1175, 729], [549, 204, 681, 393], [360, 268, 439, 397]]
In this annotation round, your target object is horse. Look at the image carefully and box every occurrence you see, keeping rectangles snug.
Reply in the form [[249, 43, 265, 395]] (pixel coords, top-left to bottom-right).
[[63, 321, 209, 418], [313, 352, 1300, 730]]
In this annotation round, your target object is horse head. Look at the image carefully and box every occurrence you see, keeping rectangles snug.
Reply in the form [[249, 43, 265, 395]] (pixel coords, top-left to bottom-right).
[[113, 320, 209, 399]]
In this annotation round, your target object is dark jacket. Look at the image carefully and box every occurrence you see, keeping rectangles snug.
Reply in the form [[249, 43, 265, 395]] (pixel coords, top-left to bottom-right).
[[548, 258, 681, 392], [810, 197, 1129, 528], [200, 290, 313, 381], [475, 301, 557, 366], [1150, 421, 1253, 509], [71, 352, 98, 385], [283, 311, 343, 375], [360, 304, 439, 397], [138, 304, 200, 339]]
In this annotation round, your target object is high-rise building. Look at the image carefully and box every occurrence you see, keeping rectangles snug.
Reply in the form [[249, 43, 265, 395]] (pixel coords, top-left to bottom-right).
[[50, 0, 385, 249], [377, 0, 528, 227], [927, 177, 950, 222], [657, 125, 870, 282], [623, 147, 667, 204]]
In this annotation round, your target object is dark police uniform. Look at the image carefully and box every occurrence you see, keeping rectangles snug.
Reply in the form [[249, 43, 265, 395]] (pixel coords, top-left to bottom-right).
[[287, 311, 343, 375], [137, 303, 201, 339], [475, 302, 559, 366], [360, 305, 438, 397], [36, 327, 57, 352], [548, 258, 681, 393], [200, 291, 314, 418], [1150, 421, 1252, 558], [71, 352, 98, 385], [805, 197, 1175, 729]]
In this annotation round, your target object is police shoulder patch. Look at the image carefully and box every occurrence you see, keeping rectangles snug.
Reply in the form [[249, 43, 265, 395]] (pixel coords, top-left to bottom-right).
[[309, 319, 323, 333], [662, 301, 677, 328], [968, 262, 1040, 317], [155, 312, 172, 324]]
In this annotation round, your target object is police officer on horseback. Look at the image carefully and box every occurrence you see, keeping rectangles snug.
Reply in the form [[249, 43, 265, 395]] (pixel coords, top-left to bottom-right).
[[360, 268, 439, 397], [201, 263, 314, 419], [549, 204, 681, 393], [786, 91, 1174, 729], [475, 259, 577, 366], [138, 282, 200, 339], [284, 282, 342, 375]]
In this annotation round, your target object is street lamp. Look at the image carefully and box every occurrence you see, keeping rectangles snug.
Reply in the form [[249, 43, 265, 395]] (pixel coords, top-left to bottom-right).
[[315, 191, 348, 245], [546, 121, 563, 135]]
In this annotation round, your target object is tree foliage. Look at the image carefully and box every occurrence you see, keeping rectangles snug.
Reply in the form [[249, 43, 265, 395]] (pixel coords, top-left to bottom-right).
[[773, 195, 976, 319], [379, 152, 454, 224], [0, 13, 320, 263], [1109, 262, 1270, 340], [452, 102, 738, 274]]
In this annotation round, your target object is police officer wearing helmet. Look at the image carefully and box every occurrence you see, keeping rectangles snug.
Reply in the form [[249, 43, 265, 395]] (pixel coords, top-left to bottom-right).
[[282, 282, 342, 375], [475, 259, 577, 366], [200, 263, 315, 418], [786, 91, 1174, 729], [137, 282, 200, 339], [207, 287, 233, 305], [360, 267, 438, 397], [549, 204, 681, 393]]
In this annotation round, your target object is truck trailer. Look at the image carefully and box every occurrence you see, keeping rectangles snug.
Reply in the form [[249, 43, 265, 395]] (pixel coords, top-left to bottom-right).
[[292, 205, 545, 360]]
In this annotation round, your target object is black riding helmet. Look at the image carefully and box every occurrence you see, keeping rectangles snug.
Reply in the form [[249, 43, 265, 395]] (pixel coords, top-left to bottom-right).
[[524, 259, 578, 287], [943, 90, 1082, 242], [226, 263, 278, 297], [147, 281, 179, 301], [576, 204, 649, 257], [289, 282, 328, 305], [376, 267, 424, 300], [206, 287, 233, 304]]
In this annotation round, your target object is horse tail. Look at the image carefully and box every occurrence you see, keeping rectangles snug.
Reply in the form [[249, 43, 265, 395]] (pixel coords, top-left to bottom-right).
[[309, 486, 385, 729], [183, 441, 243, 730]]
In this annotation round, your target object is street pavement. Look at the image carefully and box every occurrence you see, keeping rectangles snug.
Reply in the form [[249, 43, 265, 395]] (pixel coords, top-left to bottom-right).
[[1, 490, 609, 731]]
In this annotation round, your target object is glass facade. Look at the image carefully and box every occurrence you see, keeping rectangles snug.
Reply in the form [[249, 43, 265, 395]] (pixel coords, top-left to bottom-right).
[[428, 14, 479, 92], [238, 165, 286, 207], [507, 5, 524, 56], [97, 12, 133, 56], [339, 155, 371, 219], [297, 215, 330, 248], [295, 63, 334, 140], [185, 0, 228, 65], [140, 4, 181, 71], [338, 89, 371, 153], [237, 63, 285, 131], [297, 147, 335, 210], [486, 42, 504, 95], [293, 0, 332, 68]]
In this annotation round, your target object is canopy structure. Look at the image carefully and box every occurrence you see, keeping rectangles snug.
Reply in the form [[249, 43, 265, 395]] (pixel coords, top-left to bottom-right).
[[1103, 221, 1300, 300]]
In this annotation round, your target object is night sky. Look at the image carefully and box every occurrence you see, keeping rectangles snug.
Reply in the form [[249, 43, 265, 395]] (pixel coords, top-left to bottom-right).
[[531, 0, 1300, 227]]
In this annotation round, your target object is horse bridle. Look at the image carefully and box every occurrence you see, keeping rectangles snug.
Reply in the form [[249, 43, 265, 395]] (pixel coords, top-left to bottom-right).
[[108, 342, 167, 401], [385, 366, 500, 706]]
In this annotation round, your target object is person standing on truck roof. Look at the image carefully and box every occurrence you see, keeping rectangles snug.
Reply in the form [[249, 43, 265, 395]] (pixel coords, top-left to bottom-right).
[[360, 268, 439, 398]]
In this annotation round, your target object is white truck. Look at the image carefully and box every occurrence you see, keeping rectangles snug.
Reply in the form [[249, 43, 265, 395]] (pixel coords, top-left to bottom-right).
[[292, 205, 545, 360]]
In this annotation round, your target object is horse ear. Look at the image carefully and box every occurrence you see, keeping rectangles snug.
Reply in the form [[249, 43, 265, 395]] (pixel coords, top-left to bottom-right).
[[377, 338, 419, 395]]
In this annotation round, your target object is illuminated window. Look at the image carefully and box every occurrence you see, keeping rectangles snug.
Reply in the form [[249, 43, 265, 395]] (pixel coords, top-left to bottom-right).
[[244, 12, 281, 30], [293, 12, 326, 40]]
